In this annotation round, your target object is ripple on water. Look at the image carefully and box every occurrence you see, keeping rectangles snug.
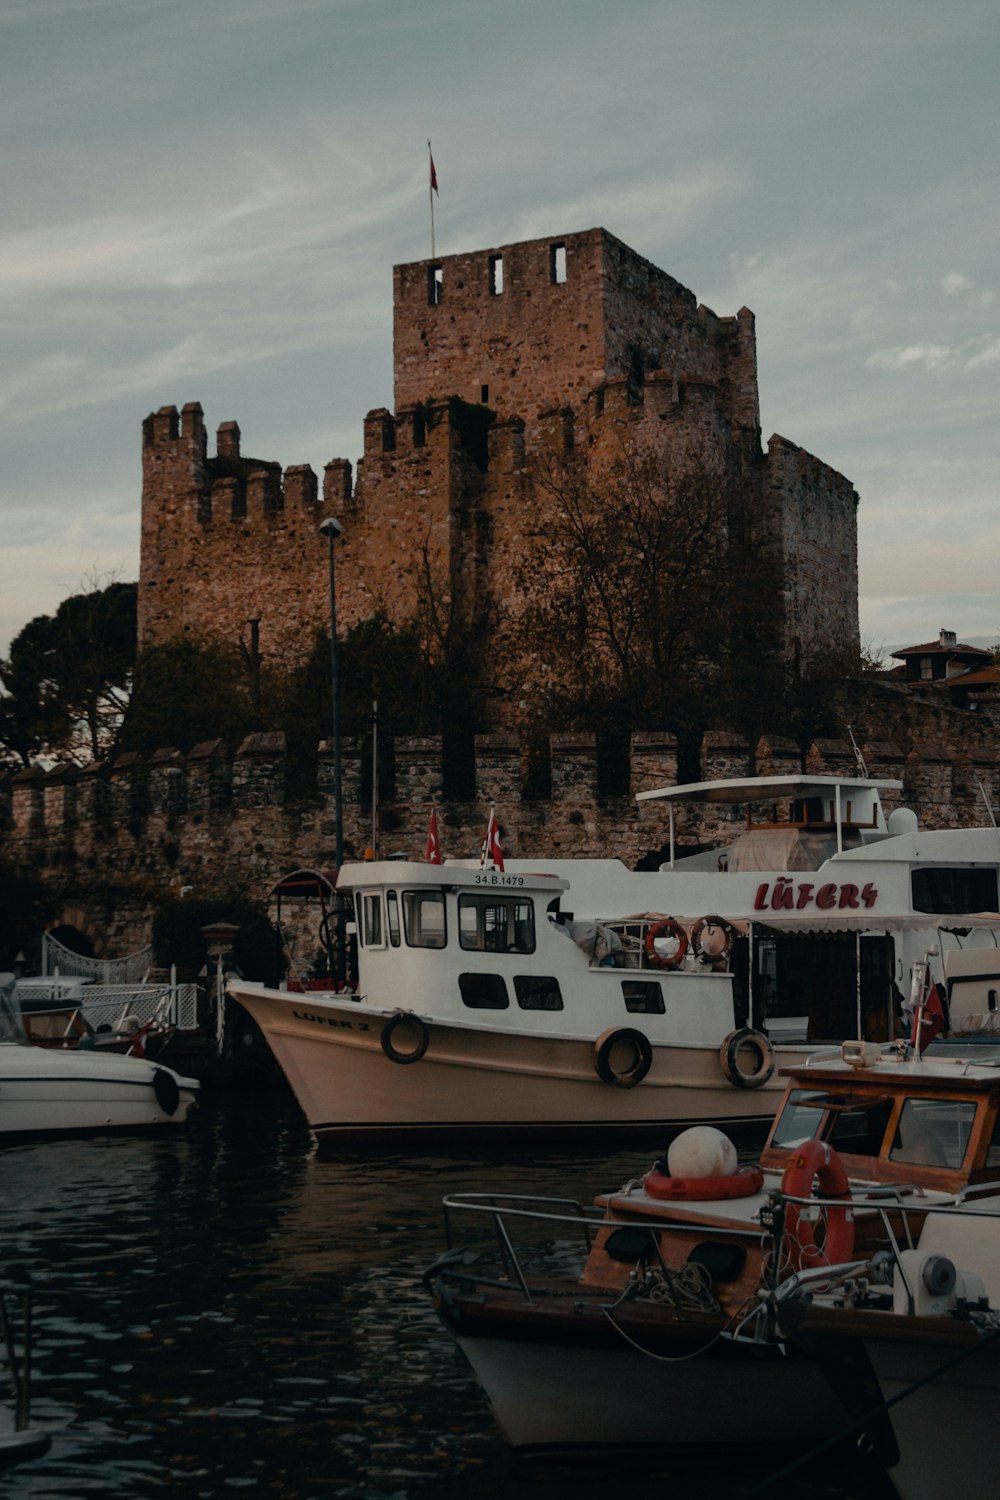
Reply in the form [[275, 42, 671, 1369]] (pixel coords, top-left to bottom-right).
[[2, 1094, 893, 1499]]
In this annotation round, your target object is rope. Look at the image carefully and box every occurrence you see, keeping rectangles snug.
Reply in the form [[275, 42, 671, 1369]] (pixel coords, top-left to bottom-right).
[[642, 1261, 721, 1314], [596, 1265, 765, 1365]]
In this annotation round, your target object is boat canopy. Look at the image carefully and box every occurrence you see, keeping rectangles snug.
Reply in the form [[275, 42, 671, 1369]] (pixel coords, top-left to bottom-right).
[[637, 774, 905, 867], [636, 774, 902, 807]]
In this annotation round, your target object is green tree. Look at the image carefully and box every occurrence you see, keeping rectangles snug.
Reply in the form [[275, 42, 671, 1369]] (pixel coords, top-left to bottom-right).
[[0, 579, 136, 767], [120, 639, 256, 755]]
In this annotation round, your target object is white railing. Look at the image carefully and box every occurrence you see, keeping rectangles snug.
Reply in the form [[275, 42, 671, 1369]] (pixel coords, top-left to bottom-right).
[[17, 980, 200, 1032], [41, 932, 155, 985]]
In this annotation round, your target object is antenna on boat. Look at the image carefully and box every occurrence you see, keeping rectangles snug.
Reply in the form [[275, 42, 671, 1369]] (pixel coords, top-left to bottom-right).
[[979, 780, 998, 828], [847, 724, 868, 778]]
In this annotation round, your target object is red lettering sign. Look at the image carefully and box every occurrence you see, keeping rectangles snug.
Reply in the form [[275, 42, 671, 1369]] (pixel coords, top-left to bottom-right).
[[748, 879, 879, 914]]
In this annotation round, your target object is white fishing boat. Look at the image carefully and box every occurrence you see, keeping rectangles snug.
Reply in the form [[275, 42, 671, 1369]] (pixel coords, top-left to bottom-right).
[[230, 775, 1000, 1144], [426, 1039, 1000, 1487], [0, 974, 199, 1138]]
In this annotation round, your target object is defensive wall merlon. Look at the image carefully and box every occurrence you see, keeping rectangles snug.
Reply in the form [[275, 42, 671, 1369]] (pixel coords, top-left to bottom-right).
[[139, 390, 855, 537], [141, 401, 353, 525], [3, 730, 997, 858]]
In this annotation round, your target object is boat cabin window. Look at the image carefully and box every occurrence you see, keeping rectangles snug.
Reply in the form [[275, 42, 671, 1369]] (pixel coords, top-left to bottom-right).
[[911, 866, 999, 915], [621, 979, 665, 1015], [513, 975, 563, 1011], [361, 893, 383, 948], [386, 890, 401, 947], [458, 894, 535, 954], [768, 1088, 892, 1157], [458, 973, 509, 1009], [826, 1096, 894, 1157], [984, 1110, 1000, 1170], [769, 1089, 828, 1149], [889, 1098, 977, 1169], [402, 890, 447, 949]]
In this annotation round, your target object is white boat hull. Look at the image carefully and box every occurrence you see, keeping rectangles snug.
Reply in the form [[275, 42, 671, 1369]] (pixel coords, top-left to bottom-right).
[[864, 1335, 1000, 1500], [231, 984, 805, 1142], [0, 1045, 199, 1137]]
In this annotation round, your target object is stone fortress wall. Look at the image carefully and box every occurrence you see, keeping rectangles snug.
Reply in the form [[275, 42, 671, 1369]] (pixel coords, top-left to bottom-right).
[[137, 229, 859, 707], [4, 686, 997, 955]]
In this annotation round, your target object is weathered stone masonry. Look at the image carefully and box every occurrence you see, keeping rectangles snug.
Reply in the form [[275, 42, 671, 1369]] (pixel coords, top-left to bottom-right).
[[138, 228, 859, 705], [3, 693, 997, 954]]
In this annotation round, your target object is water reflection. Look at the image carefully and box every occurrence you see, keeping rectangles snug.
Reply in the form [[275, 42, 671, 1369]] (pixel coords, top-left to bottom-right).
[[1, 1089, 889, 1499]]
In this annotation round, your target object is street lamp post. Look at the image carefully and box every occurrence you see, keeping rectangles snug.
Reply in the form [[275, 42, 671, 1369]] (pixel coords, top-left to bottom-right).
[[319, 516, 346, 986]]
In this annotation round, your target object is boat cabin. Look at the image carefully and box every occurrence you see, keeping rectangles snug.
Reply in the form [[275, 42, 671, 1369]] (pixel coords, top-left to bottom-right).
[[759, 1052, 1000, 1194]]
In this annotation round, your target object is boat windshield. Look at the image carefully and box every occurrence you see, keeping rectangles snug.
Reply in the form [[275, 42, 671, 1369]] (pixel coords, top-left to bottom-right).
[[0, 979, 29, 1046], [769, 1087, 895, 1158]]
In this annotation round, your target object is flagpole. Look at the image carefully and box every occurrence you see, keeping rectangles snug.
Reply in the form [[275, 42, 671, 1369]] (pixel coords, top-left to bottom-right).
[[428, 139, 436, 259]]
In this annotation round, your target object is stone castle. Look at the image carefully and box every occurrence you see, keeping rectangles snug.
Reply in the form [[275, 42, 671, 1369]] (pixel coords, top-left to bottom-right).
[[138, 227, 860, 707], [10, 226, 997, 956]]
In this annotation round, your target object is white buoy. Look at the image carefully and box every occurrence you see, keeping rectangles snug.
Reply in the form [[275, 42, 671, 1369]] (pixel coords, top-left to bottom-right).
[[667, 1125, 738, 1179]]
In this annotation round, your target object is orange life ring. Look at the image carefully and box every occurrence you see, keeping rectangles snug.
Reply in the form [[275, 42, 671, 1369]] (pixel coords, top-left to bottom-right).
[[691, 915, 733, 965], [781, 1139, 855, 1268], [642, 1164, 764, 1201], [644, 918, 688, 970]]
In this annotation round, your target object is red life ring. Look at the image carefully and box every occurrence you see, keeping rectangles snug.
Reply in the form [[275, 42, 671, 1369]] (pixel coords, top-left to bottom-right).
[[691, 915, 733, 965], [781, 1139, 855, 1268], [642, 1164, 764, 1201], [644, 918, 688, 970]]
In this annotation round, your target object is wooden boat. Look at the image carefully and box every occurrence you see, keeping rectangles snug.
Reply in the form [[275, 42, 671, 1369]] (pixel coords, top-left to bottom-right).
[[425, 1040, 1000, 1478], [230, 774, 1000, 1144]]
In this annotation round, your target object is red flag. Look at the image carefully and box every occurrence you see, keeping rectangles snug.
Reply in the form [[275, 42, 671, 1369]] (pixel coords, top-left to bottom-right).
[[426, 807, 442, 864], [912, 982, 946, 1053], [481, 807, 504, 872], [430, 152, 439, 195]]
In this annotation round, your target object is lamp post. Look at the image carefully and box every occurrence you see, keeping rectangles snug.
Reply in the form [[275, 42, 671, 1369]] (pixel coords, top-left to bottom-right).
[[319, 516, 346, 986]]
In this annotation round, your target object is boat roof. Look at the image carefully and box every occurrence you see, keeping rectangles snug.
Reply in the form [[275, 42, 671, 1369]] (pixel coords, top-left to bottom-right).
[[783, 1053, 1000, 1091], [636, 774, 903, 805], [337, 859, 570, 893]]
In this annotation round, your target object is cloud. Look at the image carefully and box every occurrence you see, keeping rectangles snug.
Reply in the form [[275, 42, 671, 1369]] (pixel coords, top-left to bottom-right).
[[865, 334, 1000, 375], [866, 343, 954, 372], [942, 272, 974, 296]]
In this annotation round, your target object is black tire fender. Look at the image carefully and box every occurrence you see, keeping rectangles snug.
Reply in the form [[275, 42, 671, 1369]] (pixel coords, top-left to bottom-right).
[[593, 1027, 653, 1088], [380, 1011, 430, 1065], [152, 1066, 181, 1116], [719, 1027, 775, 1089]]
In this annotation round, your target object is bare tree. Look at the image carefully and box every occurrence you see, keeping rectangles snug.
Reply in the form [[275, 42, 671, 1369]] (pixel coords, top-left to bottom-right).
[[504, 443, 774, 733]]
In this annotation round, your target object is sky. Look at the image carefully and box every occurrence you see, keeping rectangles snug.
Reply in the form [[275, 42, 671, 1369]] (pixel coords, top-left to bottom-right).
[[2, 0, 998, 663]]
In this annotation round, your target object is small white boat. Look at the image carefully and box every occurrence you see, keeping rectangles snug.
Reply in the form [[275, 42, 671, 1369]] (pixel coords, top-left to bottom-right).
[[426, 1038, 1000, 1484], [231, 774, 1000, 1145], [0, 974, 199, 1138]]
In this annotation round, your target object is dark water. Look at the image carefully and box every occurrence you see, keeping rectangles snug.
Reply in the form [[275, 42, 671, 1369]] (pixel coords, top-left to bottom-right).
[[1, 1087, 895, 1500]]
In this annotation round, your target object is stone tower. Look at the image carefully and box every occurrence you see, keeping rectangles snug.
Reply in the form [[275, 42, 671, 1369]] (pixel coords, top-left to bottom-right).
[[138, 227, 859, 706]]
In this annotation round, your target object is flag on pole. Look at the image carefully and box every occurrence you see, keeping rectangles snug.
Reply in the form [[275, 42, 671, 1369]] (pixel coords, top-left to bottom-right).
[[426, 807, 442, 864], [912, 981, 947, 1053], [427, 141, 438, 259], [480, 806, 505, 872]]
